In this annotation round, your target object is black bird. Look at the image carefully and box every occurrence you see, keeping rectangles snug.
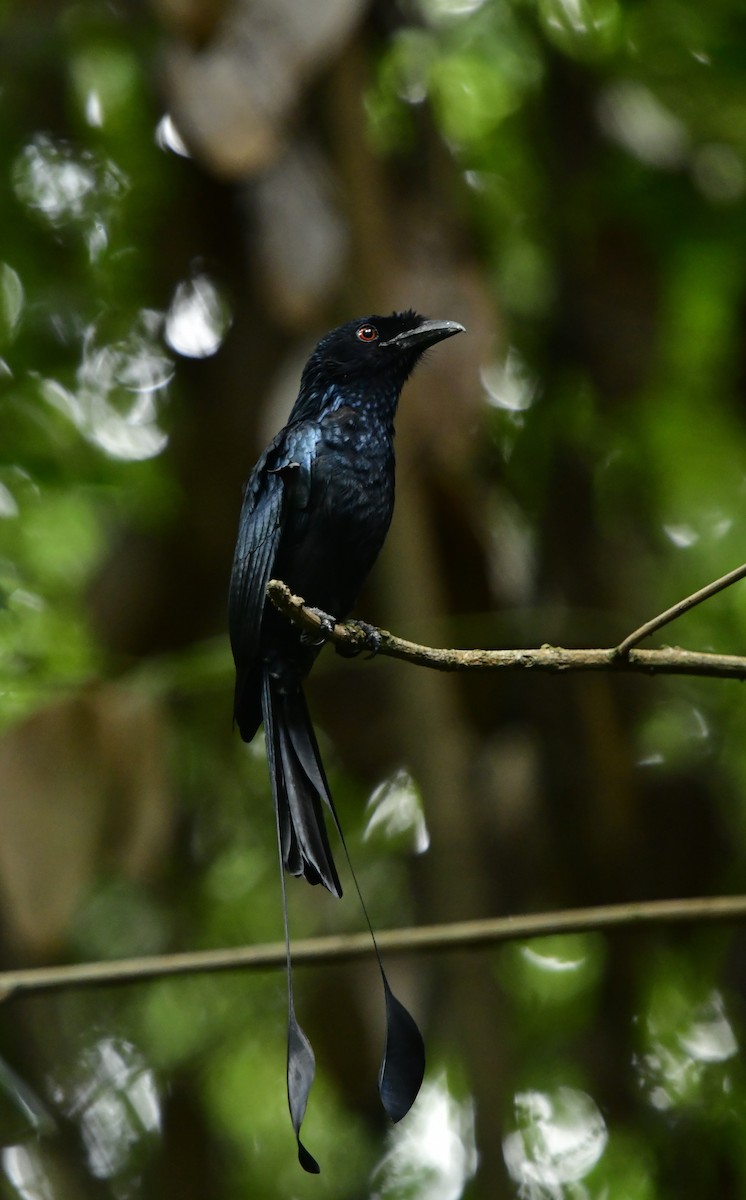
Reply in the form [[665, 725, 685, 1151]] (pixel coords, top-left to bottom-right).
[[229, 310, 464, 1170]]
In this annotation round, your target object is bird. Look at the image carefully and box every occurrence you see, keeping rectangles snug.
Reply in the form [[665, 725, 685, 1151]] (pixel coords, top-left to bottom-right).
[[229, 309, 464, 1171]]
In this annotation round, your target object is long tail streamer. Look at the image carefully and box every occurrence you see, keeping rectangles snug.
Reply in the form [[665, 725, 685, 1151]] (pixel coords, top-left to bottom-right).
[[272, 682, 425, 1170], [264, 672, 320, 1172]]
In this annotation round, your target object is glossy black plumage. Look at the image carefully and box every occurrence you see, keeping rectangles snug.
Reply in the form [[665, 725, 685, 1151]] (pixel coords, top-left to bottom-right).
[[228, 310, 463, 1170], [230, 311, 463, 891]]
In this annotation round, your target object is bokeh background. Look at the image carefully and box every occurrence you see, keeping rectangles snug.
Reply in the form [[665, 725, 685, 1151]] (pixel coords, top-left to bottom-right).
[[2, 0, 746, 1196]]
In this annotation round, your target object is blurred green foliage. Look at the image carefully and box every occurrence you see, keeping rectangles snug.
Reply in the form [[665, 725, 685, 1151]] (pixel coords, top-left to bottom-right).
[[1, 0, 746, 1197]]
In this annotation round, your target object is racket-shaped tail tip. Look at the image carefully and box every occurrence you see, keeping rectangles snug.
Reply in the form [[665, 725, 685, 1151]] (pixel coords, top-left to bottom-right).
[[378, 979, 426, 1123], [287, 1006, 321, 1173]]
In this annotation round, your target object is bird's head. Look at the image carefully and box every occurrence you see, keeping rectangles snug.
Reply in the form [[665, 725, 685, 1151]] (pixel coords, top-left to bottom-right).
[[294, 310, 464, 418]]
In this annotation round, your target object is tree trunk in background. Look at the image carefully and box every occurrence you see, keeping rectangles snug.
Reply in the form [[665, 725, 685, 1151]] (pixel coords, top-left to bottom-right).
[[3, 0, 746, 1196]]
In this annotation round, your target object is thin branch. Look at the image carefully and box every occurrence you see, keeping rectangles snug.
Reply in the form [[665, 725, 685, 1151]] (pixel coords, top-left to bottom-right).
[[266, 581, 746, 681], [616, 561, 746, 657], [2, 895, 746, 1001]]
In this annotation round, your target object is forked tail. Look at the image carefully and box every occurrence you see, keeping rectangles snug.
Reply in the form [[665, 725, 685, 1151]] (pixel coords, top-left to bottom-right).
[[261, 665, 425, 1173], [261, 668, 342, 898]]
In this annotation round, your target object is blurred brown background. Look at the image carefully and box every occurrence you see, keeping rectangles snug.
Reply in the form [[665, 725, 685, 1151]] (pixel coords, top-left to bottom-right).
[[1, 0, 746, 1196]]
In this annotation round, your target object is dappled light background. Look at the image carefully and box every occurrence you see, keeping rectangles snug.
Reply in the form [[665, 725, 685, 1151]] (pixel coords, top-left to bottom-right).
[[1, 0, 746, 1196]]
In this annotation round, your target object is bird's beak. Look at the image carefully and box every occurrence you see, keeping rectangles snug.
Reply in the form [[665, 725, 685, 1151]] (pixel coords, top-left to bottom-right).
[[380, 319, 465, 350]]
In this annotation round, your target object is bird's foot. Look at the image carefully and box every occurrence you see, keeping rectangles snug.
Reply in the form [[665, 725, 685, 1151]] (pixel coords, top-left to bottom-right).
[[301, 607, 337, 646], [335, 619, 382, 659]]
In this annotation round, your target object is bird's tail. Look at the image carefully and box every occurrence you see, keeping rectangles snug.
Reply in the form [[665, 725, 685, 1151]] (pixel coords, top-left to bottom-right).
[[261, 668, 342, 898]]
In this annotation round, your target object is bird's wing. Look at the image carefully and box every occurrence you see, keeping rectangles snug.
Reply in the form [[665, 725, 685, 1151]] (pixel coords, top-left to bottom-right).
[[228, 423, 317, 670], [229, 482, 281, 669]]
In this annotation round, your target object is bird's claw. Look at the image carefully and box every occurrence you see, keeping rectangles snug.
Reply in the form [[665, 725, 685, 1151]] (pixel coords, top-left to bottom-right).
[[301, 607, 337, 647], [335, 619, 382, 659]]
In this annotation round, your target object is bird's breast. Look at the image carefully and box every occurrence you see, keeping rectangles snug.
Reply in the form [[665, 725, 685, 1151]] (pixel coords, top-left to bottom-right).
[[318, 409, 394, 513], [276, 408, 396, 617]]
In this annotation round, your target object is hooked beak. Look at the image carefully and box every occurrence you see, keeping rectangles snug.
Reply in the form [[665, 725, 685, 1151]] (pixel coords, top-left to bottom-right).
[[380, 318, 465, 351]]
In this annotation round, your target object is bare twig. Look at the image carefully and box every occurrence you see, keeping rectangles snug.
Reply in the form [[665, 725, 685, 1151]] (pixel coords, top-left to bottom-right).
[[2, 895, 746, 1001], [266, 581, 746, 681], [616, 561, 746, 657]]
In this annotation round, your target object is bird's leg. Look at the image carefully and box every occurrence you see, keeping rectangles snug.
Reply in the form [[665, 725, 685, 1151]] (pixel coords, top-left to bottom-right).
[[335, 619, 382, 659], [301, 607, 337, 647]]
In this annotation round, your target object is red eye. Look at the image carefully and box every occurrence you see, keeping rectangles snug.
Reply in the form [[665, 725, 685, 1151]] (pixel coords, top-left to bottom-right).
[[356, 324, 378, 343]]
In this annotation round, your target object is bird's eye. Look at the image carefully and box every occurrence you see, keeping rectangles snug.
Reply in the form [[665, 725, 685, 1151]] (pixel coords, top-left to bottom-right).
[[356, 324, 379, 343]]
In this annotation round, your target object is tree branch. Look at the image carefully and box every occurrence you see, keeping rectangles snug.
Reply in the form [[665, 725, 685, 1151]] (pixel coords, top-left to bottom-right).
[[2, 895, 746, 1001], [615, 560, 746, 656], [266, 580, 746, 680]]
